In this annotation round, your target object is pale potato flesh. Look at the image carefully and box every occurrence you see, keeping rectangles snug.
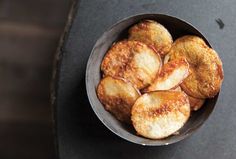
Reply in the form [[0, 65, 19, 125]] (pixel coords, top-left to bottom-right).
[[163, 53, 171, 64], [97, 76, 140, 123], [131, 91, 190, 139]]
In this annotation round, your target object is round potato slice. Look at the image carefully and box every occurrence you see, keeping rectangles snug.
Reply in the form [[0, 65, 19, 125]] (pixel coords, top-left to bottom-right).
[[97, 76, 140, 123], [129, 20, 173, 56], [131, 91, 190, 139], [147, 58, 189, 91], [101, 40, 162, 89], [169, 35, 224, 98]]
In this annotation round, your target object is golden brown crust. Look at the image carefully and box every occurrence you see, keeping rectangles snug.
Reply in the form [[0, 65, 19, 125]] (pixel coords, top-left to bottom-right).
[[169, 35, 224, 98], [101, 40, 162, 89], [171, 86, 205, 110], [187, 95, 205, 111], [128, 20, 173, 56], [97, 76, 140, 123], [171, 86, 182, 91], [131, 91, 190, 139]]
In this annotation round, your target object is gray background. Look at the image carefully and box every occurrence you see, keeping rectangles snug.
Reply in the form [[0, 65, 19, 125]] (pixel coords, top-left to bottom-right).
[[55, 0, 236, 158]]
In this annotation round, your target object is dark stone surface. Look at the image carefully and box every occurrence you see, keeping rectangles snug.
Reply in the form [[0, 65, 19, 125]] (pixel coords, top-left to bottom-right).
[[54, 0, 236, 158]]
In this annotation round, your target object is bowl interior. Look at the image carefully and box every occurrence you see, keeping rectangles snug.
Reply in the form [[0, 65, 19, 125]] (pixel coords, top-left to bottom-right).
[[86, 14, 218, 146]]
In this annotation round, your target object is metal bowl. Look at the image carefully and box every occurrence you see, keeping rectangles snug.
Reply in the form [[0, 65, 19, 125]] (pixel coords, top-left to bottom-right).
[[85, 14, 219, 146]]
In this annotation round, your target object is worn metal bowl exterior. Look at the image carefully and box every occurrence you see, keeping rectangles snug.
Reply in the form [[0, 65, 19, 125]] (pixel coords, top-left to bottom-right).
[[86, 14, 218, 146]]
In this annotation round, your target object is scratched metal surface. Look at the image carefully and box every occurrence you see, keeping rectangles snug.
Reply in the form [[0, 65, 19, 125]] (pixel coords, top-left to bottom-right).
[[54, 0, 236, 158]]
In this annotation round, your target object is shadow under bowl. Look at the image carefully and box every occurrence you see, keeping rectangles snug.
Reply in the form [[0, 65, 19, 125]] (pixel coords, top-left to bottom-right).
[[85, 13, 219, 146]]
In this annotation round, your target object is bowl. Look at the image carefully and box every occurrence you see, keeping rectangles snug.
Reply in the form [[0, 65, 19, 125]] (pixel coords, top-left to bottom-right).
[[85, 14, 219, 146]]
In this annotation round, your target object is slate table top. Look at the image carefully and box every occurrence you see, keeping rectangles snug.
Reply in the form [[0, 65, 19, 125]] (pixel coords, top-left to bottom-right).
[[53, 0, 236, 158]]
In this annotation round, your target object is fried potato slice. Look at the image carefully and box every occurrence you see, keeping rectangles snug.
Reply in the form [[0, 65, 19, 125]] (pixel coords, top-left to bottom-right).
[[131, 91, 190, 139], [147, 58, 189, 91], [97, 76, 140, 123], [172, 86, 182, 91], [128, 20, 173, 56], [169, 35, 224, 98], [101, 40, 162, 89]]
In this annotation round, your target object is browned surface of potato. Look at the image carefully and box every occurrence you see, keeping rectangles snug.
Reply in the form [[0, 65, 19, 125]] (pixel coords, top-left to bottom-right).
[[147, 58, 189, 91], [129, 20, 173, 56], [187, 95, 205, 111], [172, 86, 206, 111], [97, 76, 140, 123], [101, 40, 161, 89], [169, 35, 224, 98], [131, 91, 190, 139]]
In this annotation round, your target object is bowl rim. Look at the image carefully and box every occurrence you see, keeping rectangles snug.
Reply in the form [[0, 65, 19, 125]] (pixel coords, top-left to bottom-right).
[[85, 13, 219, 146]]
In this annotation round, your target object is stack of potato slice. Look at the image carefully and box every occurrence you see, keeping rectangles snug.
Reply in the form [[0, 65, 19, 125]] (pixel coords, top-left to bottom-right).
[[97, 20, 224, 139]]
